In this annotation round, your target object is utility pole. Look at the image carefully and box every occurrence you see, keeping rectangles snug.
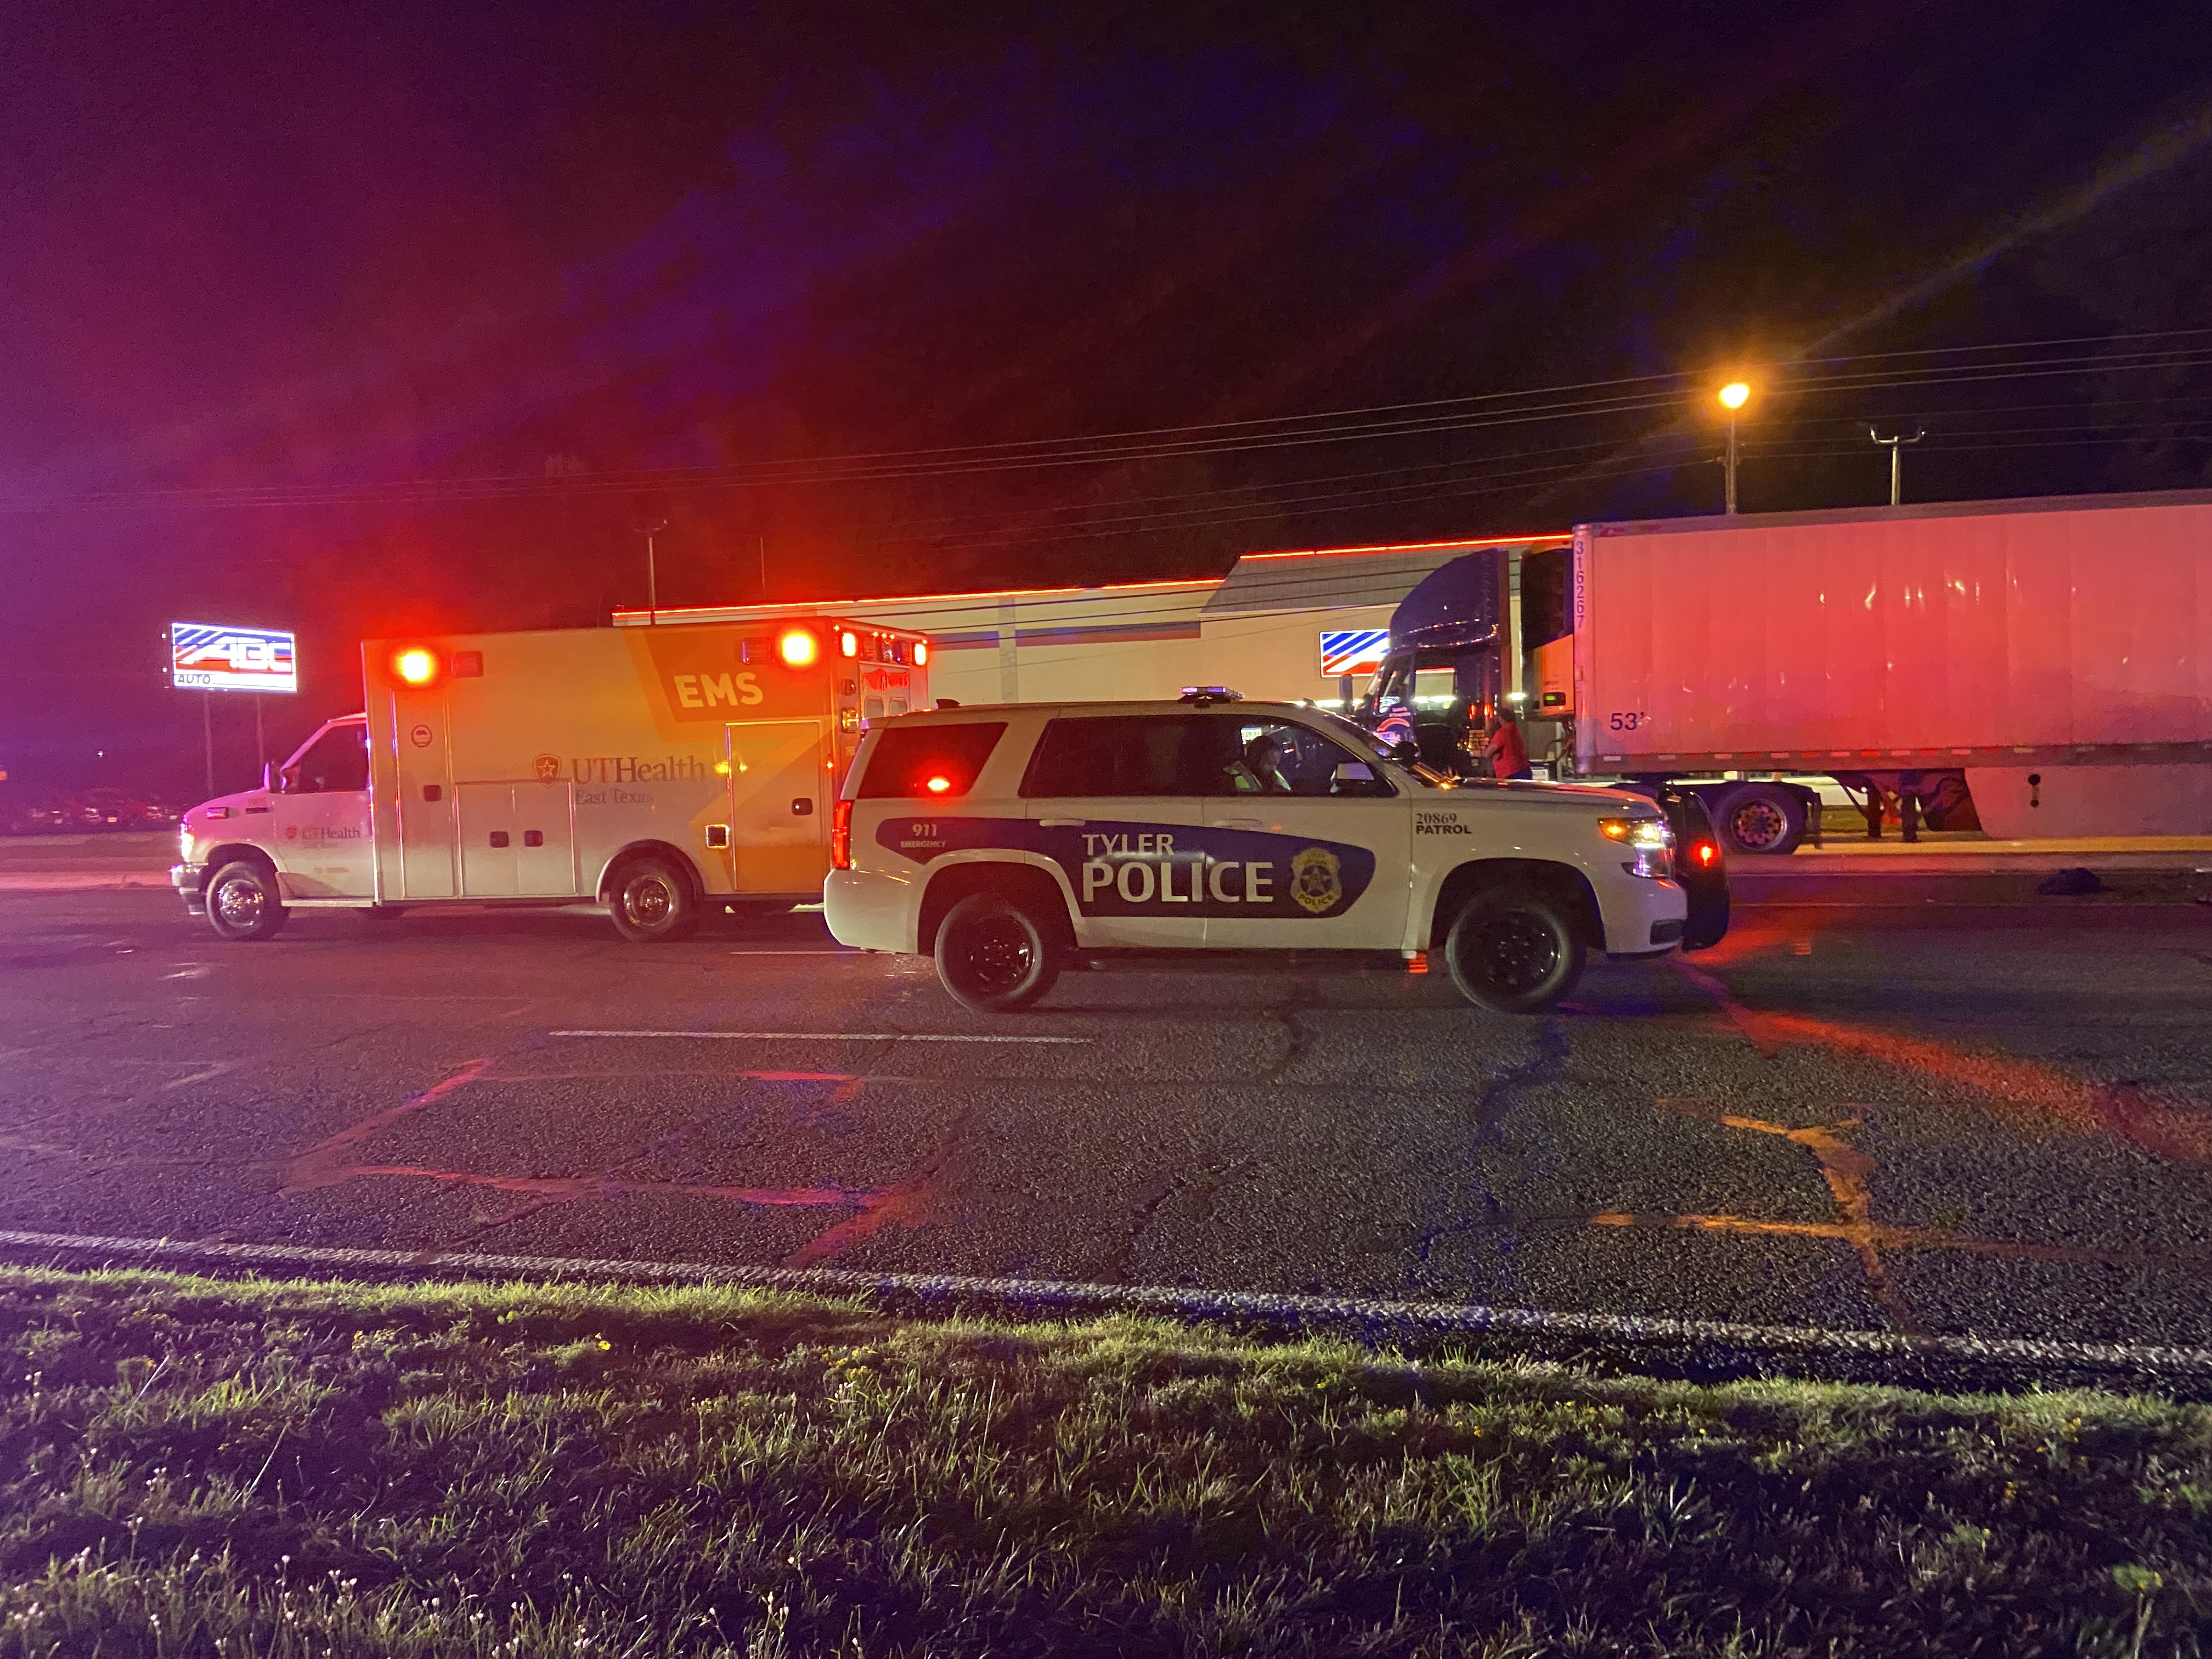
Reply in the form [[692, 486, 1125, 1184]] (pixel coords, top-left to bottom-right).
[[202, 692, 215, 798], [1869, 422, 1926, 506], [642, 518, 669, 625]]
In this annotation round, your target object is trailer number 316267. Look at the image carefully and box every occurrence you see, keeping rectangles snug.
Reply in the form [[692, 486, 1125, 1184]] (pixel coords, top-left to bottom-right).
[[1605, 711, 1649, 731]]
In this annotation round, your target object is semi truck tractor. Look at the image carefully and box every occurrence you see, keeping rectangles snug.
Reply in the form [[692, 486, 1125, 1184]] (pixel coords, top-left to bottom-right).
[[1362, 489, 2212, 853], [173, 618, 929, 940]]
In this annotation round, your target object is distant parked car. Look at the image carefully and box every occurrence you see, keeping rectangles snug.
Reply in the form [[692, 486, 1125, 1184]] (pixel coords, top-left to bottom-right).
[[0, 788, 88, 835], [82, 788, 172, 831]]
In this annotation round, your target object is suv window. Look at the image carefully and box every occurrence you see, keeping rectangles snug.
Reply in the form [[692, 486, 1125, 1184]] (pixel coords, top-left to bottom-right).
[[1020, 715, 1227, 798], [855, 723, 1006, 799], [287, 725, 369, 793], [1214, 719, 1391, 798]]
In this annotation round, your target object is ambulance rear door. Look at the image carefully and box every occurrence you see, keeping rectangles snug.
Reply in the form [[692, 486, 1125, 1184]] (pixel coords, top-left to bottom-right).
[[724, 719, 831, 894]]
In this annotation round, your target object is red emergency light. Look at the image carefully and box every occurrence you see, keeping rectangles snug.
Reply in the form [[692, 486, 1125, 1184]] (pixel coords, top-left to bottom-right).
[[839, 630, 859, 658], [913, 640, 929, 665], [1695, 842, 1720, 867], [392, 646, 439, 687], [924, 775, 952, 794], [778, 628, 820, 669]]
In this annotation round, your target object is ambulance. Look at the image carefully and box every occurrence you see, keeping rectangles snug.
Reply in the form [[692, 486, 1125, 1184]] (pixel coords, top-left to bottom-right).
[[172, 619, 929, 942]]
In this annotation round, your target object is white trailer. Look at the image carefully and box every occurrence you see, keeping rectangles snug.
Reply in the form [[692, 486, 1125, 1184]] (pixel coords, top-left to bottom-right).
[[173, 618, 929, 940], [1520, 489, 2212, 849]]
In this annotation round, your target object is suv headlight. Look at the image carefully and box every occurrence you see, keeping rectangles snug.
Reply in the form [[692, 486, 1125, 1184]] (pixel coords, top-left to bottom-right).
[[179, 826, 195, 865], [1598, 815, 1674, 879]]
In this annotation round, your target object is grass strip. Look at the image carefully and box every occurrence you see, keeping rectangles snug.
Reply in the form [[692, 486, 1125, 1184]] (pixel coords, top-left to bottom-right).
[[0, 1266, 2207, 1657]]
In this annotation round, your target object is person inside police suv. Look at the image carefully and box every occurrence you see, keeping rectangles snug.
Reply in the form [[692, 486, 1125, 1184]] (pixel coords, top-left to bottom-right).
[[1238, 731, 1294, 794]]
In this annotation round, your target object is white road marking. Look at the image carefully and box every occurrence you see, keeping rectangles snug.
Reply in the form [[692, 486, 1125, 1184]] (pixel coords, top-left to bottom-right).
[[2, 1228, 2207, 1378], [161, 1060, 246, 1088], [549, 1029, 1091, 1044]]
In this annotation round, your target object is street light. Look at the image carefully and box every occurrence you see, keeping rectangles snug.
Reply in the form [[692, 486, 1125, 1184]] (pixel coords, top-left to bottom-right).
[[1717, 381, 1752, 514]]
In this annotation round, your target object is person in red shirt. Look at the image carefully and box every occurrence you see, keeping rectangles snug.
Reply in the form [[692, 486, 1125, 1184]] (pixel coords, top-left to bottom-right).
[[1484, 712, 1532, 781]]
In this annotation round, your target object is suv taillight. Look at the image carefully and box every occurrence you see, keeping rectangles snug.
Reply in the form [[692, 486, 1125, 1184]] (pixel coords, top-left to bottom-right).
[[831, 799, 853, 870]]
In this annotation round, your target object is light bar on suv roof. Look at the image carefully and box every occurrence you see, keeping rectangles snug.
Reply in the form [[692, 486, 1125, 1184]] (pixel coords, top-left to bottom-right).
[[1177, 686, 1242, 705]]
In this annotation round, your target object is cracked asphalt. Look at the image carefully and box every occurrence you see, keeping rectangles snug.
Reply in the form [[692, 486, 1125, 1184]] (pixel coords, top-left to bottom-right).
[[3, 870, 2210, 1347]]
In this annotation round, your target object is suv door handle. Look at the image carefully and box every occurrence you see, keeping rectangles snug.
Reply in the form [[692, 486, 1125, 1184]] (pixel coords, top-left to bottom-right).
[[1038, 817, 1086, 827], [1210, 817, 1263, 830]]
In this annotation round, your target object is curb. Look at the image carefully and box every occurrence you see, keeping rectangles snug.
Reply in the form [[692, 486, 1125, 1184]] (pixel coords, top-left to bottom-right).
[[6, 1229, 2212, 1392]]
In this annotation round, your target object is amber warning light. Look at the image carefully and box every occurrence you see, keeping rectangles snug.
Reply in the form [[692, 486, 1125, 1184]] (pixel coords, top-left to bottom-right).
[[778, 628, 820, 669], [392, 646, 439, 686]]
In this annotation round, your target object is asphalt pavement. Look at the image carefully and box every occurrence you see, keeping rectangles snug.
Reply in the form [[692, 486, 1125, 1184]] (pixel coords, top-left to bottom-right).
[[2, 868, 2210, 1355]]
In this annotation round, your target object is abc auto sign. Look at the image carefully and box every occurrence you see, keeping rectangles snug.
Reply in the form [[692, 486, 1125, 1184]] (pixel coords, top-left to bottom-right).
[[170, 622, 298, 694]]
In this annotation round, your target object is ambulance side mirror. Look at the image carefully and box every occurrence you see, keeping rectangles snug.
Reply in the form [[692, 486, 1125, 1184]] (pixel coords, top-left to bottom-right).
[[260, 763, 275, 793]]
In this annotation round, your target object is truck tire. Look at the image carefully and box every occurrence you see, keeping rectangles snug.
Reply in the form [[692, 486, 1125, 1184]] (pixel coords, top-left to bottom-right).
[[1713, 783, 1807, 855], [934, 891, 1062, 1014], [1443, 888, 1584, 1014], [205, 860, 288, 943], [607, 856, 701, 944]]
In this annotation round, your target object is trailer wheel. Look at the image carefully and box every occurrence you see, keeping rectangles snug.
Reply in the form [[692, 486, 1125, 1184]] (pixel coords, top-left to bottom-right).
[[205, 860, 288, 943], [935, 891, 1062, 1013], [607, 856, 701, 943], [1714, 783, 1807, 855], [1442, 888, 1584, 1014]]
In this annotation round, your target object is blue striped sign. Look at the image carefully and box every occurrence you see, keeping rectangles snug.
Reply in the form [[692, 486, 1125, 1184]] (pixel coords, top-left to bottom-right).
[[1319, 629, 1389, 676]]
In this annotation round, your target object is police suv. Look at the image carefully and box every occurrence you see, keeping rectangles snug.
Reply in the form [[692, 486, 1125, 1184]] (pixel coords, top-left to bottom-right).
[[825, 690, 1726, 1014]]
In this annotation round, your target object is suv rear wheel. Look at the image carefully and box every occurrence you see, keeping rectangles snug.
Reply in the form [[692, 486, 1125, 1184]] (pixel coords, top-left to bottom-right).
[[607, 856, 701, 943], [1443, 887, 1583, 1014], [935, 891, 1062, 1013], [205, 860, 288, 943]]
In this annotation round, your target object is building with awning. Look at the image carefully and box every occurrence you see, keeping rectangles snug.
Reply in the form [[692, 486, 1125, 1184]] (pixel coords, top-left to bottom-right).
[[614, 532, 1565, 707]]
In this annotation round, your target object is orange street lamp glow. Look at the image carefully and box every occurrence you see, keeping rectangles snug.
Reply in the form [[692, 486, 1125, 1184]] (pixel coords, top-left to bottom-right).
[[1718, 381, 1751, 410]]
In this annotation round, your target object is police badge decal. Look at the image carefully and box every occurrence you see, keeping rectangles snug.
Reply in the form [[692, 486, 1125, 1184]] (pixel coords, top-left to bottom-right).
[[1289, 846, 1342, 915]]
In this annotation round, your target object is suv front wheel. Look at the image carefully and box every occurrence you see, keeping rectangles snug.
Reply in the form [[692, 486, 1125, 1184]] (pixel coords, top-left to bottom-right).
[[1443, 887, 1584, 1014], [934, 891, 1062, 1013]]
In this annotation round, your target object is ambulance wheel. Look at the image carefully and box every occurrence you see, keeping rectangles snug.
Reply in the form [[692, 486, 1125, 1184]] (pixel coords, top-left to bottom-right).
[[935, 892, 1062, 1013], [1443, 888, 1583, 1014], [607, 856, 700, 943], [205, 860, 288, 943]]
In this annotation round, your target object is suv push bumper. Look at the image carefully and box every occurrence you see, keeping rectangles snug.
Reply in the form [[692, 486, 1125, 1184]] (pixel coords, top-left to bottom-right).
[[171, 862, 207, 917]]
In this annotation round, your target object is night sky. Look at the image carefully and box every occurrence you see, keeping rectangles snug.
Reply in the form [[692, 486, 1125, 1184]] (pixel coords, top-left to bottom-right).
[[4, 1, 2209, 794]]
